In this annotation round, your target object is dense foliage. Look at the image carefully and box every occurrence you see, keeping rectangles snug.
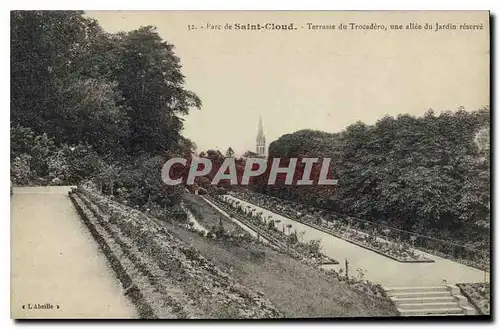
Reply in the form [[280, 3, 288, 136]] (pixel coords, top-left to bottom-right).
[[258, 109, 490, 248], [11, 11, 200, 206]]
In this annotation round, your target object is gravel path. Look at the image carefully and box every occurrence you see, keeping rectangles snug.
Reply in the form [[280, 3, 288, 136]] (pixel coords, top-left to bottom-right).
[[11, 186, 137, 319], [227, 195, 488, 286]]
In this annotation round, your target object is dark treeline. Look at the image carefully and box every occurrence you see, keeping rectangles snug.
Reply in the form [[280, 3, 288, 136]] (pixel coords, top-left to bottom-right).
[[11, 11, 200, 207], [253, 109, 490, 248]]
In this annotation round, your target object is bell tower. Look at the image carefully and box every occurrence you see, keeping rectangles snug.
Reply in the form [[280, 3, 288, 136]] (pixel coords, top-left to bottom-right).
[[256, 116, 266, 157]]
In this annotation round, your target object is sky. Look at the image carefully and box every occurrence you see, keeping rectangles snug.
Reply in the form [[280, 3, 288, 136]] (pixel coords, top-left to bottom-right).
[[86, 11, 490, 156]]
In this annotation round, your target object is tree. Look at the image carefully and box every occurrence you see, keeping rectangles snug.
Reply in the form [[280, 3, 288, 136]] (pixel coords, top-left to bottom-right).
[[307, 239, 322, 257], [259, 107, 490, 248], [217, 218, 225, 237], [243, 150, 258, 158], [11, 11, 129, 156], [11, 12, 201, 160], [289, 230, 298, 245], [99, 164, 121, 195], [225, 147, 235, 158], [113, 26, 201, 155], [11, 11, 89, 131], [10, 125, 56, 178], [265, 129, 342, 204], [11, 11, 203, 195]]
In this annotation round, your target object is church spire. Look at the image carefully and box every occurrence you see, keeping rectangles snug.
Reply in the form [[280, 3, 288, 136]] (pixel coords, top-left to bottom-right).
[[256, 116, 266, 157], [257, 116, 265, 141]]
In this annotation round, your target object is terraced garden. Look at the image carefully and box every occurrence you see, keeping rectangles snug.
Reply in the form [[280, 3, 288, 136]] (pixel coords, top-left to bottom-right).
[[229, 190, 490, 270], [226, 191, 433, 263], [70, 187, 281, 319], [69, 185, 398, 318]]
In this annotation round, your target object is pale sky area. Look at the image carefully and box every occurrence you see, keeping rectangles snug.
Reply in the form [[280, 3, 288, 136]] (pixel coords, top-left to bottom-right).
[[86, 11, 490, 156]]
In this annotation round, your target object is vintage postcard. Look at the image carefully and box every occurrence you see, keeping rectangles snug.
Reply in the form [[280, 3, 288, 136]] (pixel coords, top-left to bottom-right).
[[10, 10, 490, 319]]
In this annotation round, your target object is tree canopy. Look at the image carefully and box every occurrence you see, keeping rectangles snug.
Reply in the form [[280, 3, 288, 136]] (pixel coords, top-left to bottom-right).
[[257, 108, 490, 247], [11, 11, 200, 158], [11, 11, 200, 206]]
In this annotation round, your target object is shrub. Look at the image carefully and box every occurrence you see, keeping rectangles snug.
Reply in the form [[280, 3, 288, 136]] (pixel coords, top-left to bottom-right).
[[11, 154, 33, 185], [11, 125, 56, 179], [64, 143, 104, 183], [11, 124, 106, 185]]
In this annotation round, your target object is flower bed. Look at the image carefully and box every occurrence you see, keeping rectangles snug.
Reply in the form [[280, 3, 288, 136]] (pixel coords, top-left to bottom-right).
[[210, 196, 338, 267], [227, 192, 432, 263], [317, 225, 433, 263], [230, 190, 491, 269], [457, 283, 490, 315]]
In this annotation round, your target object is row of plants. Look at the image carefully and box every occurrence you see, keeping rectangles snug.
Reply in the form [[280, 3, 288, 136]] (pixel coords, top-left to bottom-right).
[[208, 195, 392, 302], [74, 185, 282, 319], [83, 181, 230, 241], [228, 191, 432, 263], [232, 190, 490, 270], [106, 186, 261, 247], [210, 195, 335, 265], [457, 283, 491, 315]]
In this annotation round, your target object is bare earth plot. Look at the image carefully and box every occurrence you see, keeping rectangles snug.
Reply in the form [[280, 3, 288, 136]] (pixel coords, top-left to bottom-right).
[[11, 186, 137, 319], [226, 195, 487, 287]]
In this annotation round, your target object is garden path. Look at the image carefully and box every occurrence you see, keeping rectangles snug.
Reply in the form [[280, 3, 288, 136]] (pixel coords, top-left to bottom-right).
[[11, 186, 137, 318], [226, 195, 487, 286]]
